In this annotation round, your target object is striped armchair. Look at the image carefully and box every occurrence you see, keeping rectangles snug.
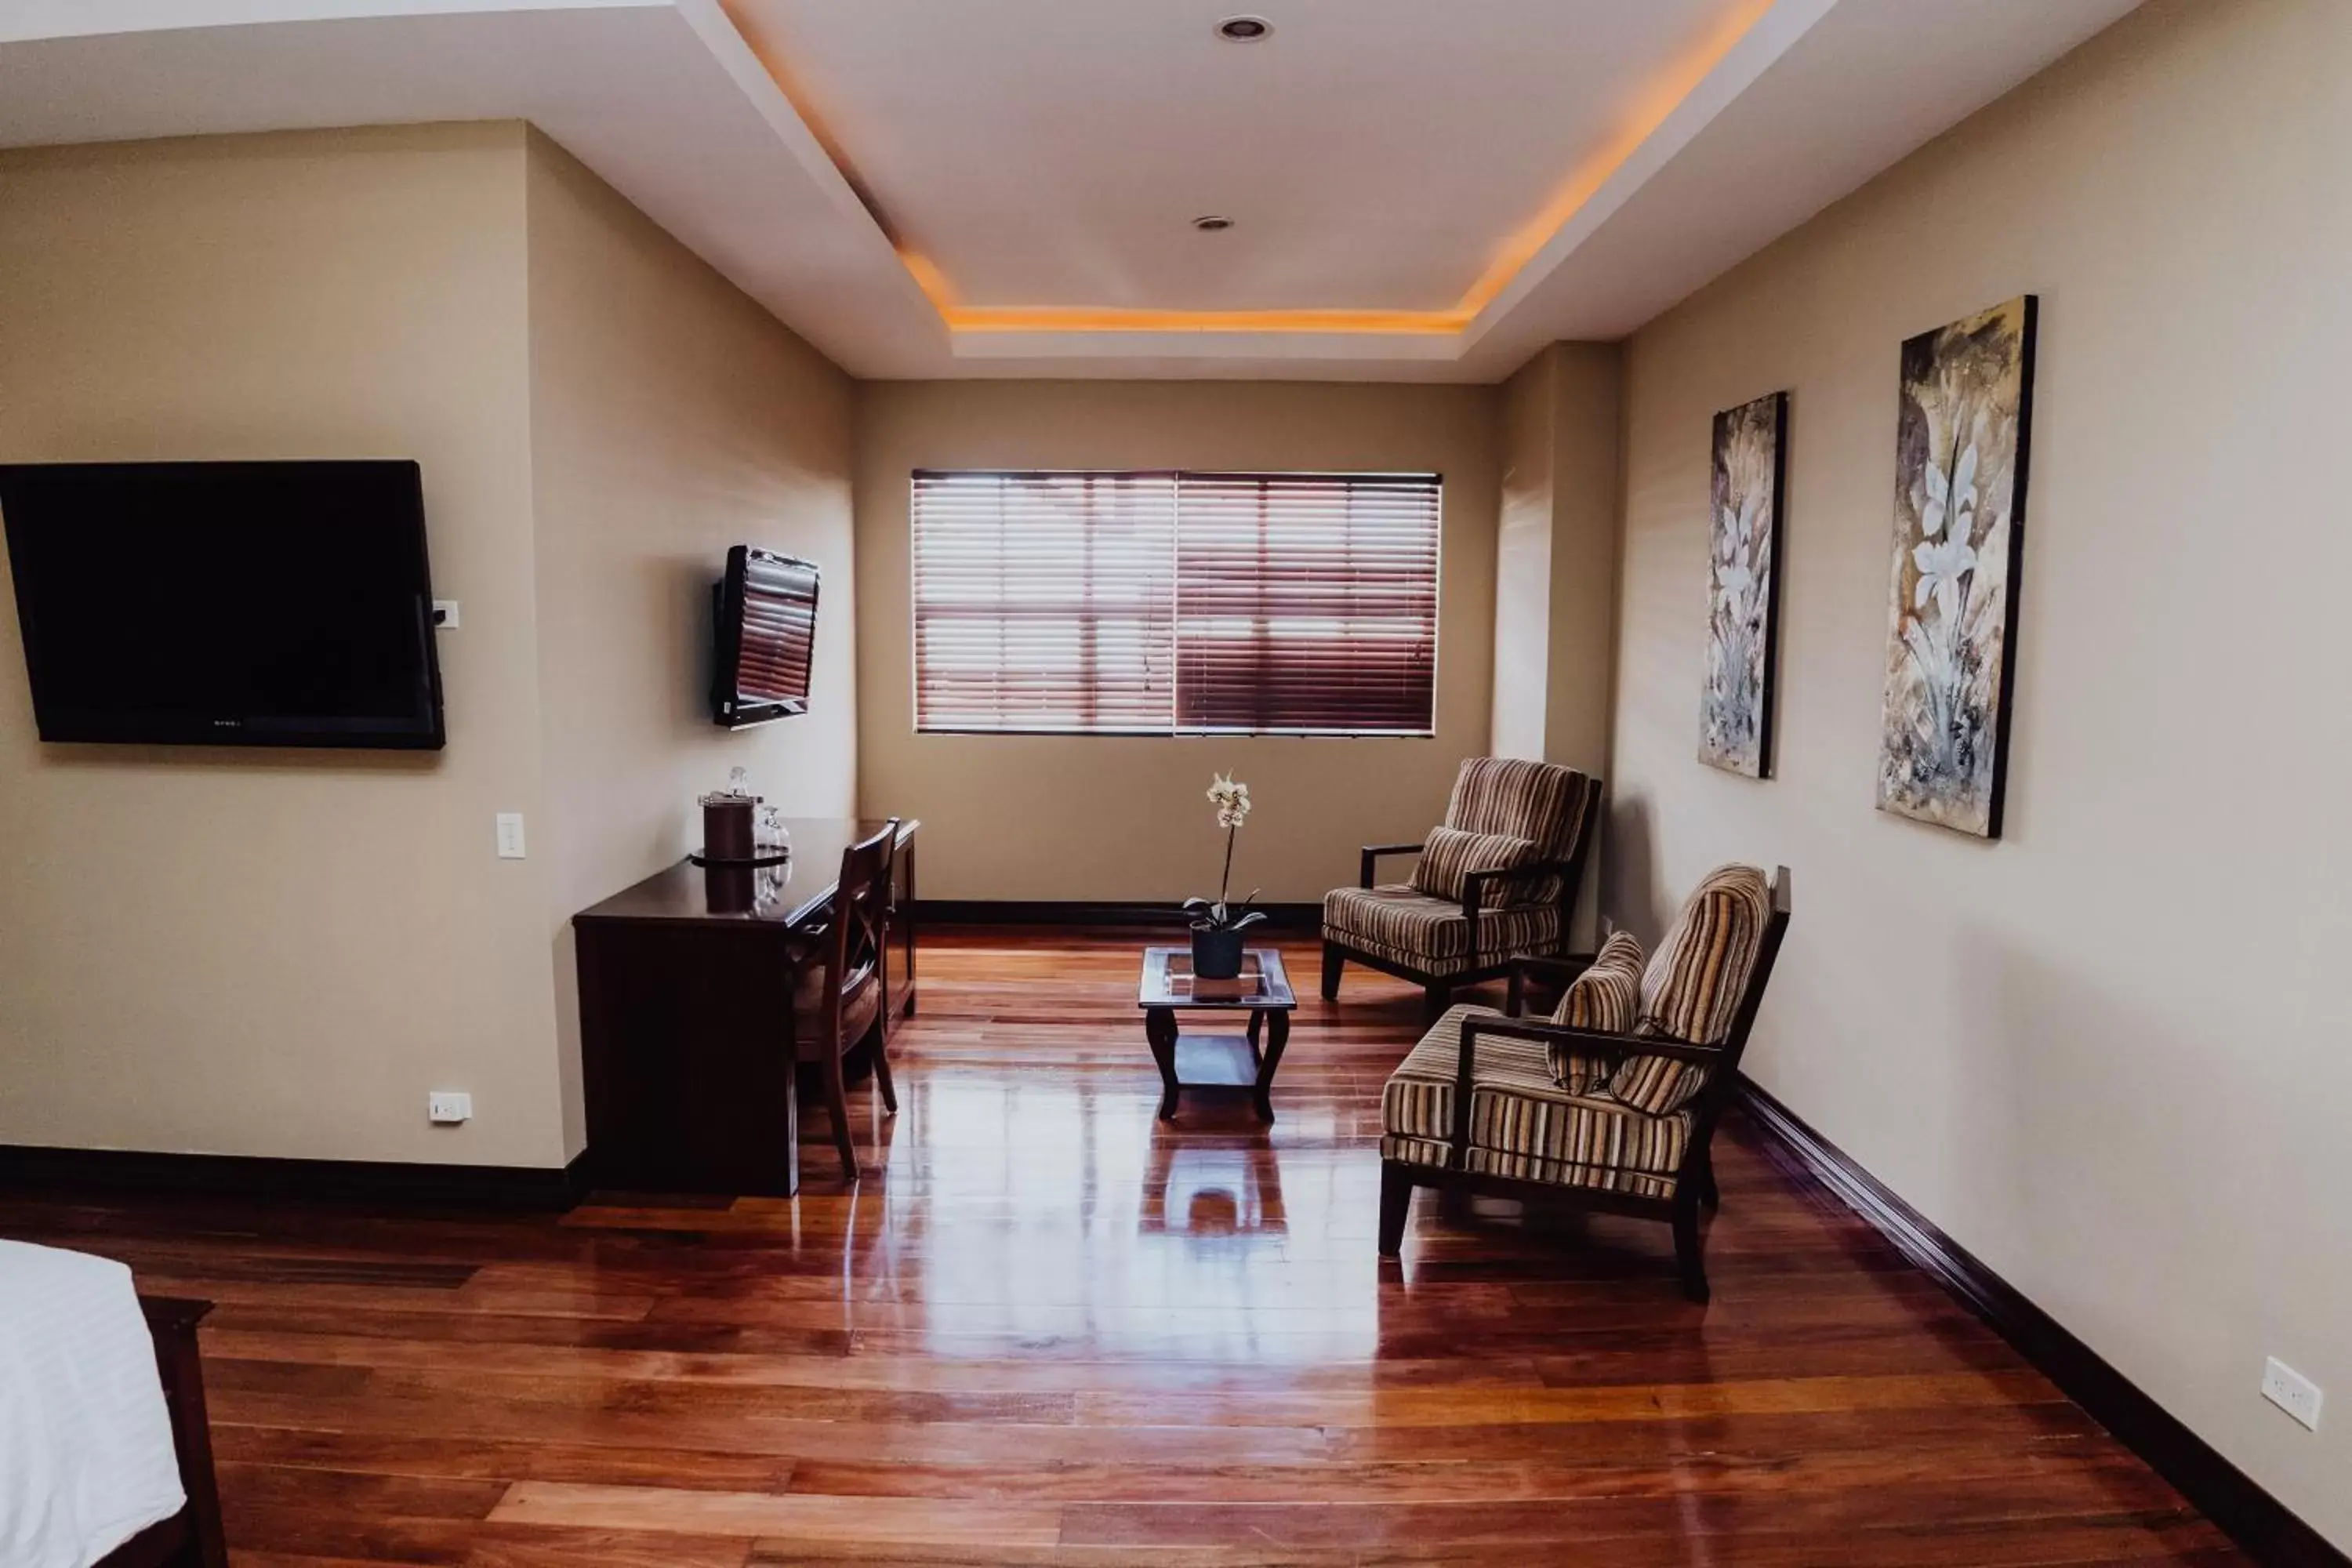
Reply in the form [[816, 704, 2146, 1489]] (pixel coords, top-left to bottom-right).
[[1321, 757, 1602, 1020], [1377, 864, 1791, 1301]]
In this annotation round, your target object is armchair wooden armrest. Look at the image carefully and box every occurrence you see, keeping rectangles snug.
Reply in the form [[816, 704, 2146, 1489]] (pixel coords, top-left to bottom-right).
[[1359, 841, 1426, 889], [1504, 952, 1599, 1018], [1464, 1014, 1727, 1066]]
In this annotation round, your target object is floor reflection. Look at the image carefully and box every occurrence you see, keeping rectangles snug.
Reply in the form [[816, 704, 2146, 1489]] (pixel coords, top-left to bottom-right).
[[903, 1073, 1377, 1361], [1138, 1131, 1286, 1238]]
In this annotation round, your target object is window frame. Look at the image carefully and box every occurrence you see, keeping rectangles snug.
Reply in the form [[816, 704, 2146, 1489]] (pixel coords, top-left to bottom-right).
[[909, 466, 1443, 740]]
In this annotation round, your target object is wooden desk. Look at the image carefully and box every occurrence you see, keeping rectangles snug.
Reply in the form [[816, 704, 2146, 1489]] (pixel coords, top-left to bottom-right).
[[572, 817, 916, 1196]]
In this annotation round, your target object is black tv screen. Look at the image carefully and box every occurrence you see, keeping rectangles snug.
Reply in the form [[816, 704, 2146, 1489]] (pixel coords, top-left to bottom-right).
[[1, 460, 445, 750], [711, 546, 818, 728]]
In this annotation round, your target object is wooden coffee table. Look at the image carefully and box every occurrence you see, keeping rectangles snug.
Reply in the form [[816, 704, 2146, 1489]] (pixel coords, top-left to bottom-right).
[[1138, 946, 1298, 1123]]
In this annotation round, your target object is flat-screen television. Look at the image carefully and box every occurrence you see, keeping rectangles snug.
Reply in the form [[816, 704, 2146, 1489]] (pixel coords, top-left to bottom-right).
[[1, 459, 445, 750], [710, 545, 818, 728]]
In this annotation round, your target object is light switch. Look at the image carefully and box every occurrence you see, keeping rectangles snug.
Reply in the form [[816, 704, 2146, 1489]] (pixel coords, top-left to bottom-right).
[[495, 812, 526, 858]]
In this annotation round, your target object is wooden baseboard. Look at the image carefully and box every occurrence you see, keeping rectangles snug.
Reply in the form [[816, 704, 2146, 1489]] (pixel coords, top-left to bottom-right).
[[916, 899, 1323, 931], [0, 1143, 590, 1212], [1737, 1075, 2345, 1568]]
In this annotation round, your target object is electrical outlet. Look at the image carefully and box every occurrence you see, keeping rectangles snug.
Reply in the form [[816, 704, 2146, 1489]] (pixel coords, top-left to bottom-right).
[[427, 1091, 472, 1125], [495, 812, 526, 858], [2262, 1357, 2323, 1431], [432, 599, 460, 629]]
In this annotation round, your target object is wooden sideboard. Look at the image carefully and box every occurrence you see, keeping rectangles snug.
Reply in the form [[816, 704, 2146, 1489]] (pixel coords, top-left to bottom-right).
[[572, 817, 916, 1196]]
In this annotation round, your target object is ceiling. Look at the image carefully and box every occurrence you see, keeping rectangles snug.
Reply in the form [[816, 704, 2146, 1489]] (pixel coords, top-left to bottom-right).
[[728, 0, 1741, 314], [0, 0, 2143, 381]]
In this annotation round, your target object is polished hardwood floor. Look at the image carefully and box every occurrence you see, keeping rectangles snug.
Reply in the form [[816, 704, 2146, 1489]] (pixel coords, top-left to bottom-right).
[[2, 929, 2239, 1566]]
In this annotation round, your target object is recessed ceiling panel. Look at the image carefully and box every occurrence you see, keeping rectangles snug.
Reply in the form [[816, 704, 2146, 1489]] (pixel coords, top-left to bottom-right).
[[724, 0, 1737, 314], [0, 0, 2151, 376]]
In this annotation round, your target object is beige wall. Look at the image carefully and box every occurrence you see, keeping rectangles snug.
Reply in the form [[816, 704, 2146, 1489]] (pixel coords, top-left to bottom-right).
[[0, 125, 860, 1171], [523, 132, 855, 1155], [1540, 344, 1622, 782], [1490, 359, 1555, 761], [0, 126, 567, 1167], [1606, 0, 2351, 1544], [854, 380, 1499, 902], [1490, 343, 1623, 939]]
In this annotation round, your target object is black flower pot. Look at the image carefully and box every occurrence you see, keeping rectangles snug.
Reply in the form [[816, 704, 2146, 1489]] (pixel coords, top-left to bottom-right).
[[1191, 925, 1246, 980]]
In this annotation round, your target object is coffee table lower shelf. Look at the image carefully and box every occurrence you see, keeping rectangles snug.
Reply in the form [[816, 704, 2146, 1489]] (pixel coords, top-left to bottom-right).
[[1143, 1009, 1291, 1123]]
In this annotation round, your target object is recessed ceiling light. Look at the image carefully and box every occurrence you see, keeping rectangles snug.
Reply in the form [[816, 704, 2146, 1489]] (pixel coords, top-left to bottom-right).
[[1192, 215, 1236, 232], [1216, 16, 1272, 42]]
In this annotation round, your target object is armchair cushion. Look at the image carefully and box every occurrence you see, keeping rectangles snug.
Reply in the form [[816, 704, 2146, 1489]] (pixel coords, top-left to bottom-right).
[[1323, 886, 1561, 979], [1546, 930, 1646, 1093], [1441, 757, 1595, 905], [1606, 864, 1773, 1116], [1381, 1005, 1689, 1200], [1408, 826, 1537, 903]]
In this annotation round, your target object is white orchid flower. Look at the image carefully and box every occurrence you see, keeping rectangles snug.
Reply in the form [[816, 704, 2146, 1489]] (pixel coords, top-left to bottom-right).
[[1208, 772, 1252, 829]]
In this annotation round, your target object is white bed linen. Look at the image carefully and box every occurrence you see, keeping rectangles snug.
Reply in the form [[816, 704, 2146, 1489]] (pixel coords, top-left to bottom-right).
[[0, 1240, 186, 1568]]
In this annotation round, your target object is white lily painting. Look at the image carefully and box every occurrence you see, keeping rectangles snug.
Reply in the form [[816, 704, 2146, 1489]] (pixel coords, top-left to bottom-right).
[[1878, 296, 2038, 838], [1700, 392, 1786, 777]]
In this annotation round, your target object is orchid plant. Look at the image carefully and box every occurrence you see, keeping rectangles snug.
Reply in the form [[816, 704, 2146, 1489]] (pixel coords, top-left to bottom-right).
[[1185, 772, 1266, 935]]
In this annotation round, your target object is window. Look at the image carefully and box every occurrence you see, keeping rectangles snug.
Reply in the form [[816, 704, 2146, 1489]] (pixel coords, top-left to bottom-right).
[[911, 471, 1176, 735], [912, 470, 1440, 737]]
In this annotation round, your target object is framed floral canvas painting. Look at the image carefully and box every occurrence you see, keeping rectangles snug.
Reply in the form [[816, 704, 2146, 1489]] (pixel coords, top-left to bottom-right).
[[1700, 390, 1786, 778], [1877, 296, 2038, 838]]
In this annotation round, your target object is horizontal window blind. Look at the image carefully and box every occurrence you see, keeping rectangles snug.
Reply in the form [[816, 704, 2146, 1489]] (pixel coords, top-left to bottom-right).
[[912, 469, 1440, 736], [1174, 472, 1439, 735], [913, 470, 1176, 733]]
